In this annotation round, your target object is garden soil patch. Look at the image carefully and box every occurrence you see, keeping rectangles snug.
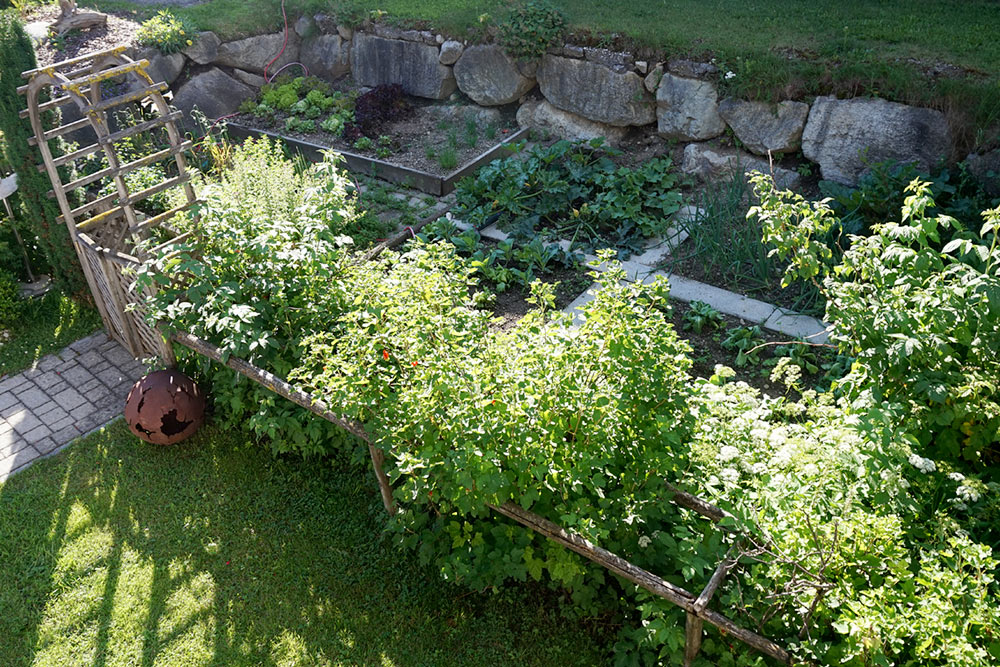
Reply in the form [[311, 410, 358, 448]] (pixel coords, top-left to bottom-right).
[[668, 300, 831, 398], [28, 7, 141, 68]]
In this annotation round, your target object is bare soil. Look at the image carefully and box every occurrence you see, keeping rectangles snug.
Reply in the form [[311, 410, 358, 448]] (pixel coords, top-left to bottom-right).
[[667, 300, 832, 398], [28, 7, 142, 68]]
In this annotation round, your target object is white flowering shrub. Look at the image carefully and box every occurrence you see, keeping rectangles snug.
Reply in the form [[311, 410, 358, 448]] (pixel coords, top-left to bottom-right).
[[629, 379, 1000, 666]]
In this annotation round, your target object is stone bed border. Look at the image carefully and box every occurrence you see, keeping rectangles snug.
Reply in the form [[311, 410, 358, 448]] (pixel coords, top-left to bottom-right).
[[452, 206, 830, 342]]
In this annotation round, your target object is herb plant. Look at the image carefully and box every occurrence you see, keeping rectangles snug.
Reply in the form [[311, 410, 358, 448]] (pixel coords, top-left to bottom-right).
[[721, 325, 765, 366], [135, 10, 195, 55], [497, 0, 566, 59], [681, 300, 724, 334]]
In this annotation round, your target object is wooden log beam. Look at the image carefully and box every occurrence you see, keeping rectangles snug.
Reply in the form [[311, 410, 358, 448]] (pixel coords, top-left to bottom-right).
[[664, 482, 734, 524], [168, 331, 397, 515], [51, 0, 107, 35], [487, 501, 792, 664], [361, 204, 453, 262], [684, 613, 704, 667]]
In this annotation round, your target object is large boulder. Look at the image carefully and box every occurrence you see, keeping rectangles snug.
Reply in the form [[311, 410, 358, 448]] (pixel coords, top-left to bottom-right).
[[134, 47, 185, 86], [300, 34, 350, 80], [718, 99, 809, 156], [182, 31, 220, 65], [214, 32, 301, 74], [537, 54, 654, 127], [681, 143, 801, 191], [454, 45, 535, 106], [173, 68, 256, 122], [656, 74, 725, 141], [801, 96, 951, 185], [350, 34, 456, 99], [516, 99, 627, 146]]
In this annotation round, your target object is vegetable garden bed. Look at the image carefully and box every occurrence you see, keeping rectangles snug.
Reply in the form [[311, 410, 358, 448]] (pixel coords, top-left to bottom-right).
[[227, 77, 526, 195], [226, 122, 529, 196]]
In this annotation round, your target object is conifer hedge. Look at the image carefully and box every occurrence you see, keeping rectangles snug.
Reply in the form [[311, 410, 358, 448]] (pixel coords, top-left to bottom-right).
[[0, 10, 83, 289]]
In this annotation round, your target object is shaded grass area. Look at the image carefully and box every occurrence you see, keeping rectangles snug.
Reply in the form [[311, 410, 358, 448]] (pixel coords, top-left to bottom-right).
[[0, 419, 610, 667], [0, 291, 102, 377], [77, 0, 1000, 148]]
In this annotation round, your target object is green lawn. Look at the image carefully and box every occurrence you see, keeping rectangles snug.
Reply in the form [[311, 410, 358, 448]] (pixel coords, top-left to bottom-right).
[[0, 291, 102, 377], [80, 0, 1000, 147], [0, 419, 610, 667]]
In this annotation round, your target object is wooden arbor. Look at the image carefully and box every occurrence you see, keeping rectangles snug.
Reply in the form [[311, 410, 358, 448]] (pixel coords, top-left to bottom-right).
[[18, 46, 198, 362]]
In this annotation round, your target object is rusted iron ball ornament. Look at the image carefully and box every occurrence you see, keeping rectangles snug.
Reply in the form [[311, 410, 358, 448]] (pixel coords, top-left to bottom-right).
[[124, 369, 205, 445]]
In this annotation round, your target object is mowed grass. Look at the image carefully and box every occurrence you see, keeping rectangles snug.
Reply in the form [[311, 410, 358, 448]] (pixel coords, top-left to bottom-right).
[[78, 0, 1000, 148], [0, 291, 102, 377], [0, 419, 610, 667]]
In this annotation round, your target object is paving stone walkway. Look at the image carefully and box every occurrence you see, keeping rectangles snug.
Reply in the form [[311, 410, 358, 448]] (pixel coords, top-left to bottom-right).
[[0, 331, 143, 482]]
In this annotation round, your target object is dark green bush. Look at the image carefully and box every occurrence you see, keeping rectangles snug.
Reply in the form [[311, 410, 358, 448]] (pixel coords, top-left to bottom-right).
[[819, 159, 999, 239], [0, 10, 82, 290], [0, 268, 20, 323]]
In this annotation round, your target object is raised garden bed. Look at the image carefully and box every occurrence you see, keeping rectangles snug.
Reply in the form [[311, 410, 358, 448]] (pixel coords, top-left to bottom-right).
[[226, 122, 528, 196], [227, 80, 527, 195]]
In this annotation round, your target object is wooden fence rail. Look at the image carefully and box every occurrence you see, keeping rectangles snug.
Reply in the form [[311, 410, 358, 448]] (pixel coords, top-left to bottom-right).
[[169, 329, 792, 666]]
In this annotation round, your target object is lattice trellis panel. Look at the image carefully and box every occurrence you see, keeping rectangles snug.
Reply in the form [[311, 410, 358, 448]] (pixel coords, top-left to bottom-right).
[[18, 45, 198, 362]]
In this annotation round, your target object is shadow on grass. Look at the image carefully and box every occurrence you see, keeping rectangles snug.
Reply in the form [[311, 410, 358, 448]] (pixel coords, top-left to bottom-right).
[[0, 420, 609, 667], [0, 291, 102, 377]]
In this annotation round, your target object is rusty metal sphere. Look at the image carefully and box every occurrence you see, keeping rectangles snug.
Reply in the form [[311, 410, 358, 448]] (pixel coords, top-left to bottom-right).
[[124, 369, 205, 445]]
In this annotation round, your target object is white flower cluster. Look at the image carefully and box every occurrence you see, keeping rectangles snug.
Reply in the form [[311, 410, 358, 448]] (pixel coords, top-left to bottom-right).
[[719, 445, 740, 462], [638, 535, 652, 548], [957, 485, 981, 503], [720, 468, 740, 485], [724, 71, 736, 80], [908, 454, 936, 474]]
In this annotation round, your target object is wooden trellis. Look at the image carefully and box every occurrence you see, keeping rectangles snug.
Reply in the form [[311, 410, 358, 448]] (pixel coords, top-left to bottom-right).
[[21, 49, 795, 666], [18, 45, 198, 362]]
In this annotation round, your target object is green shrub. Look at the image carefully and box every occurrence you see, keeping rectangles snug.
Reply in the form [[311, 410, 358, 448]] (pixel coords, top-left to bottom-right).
[[750, 174, 1000, 464], [138, 143, 396, 457], [497, 0, 565, 60], [135, 10, 195, 55], [0, 269, 21, 323], [681, 300, 723, 334]]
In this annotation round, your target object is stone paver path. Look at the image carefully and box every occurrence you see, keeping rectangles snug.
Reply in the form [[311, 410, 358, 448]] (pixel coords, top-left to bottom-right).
[[0, 332, 144, 482]]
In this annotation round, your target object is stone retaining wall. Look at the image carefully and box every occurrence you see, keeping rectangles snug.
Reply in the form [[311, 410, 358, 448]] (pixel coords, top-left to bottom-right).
[[149, 16, 995, 190]]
